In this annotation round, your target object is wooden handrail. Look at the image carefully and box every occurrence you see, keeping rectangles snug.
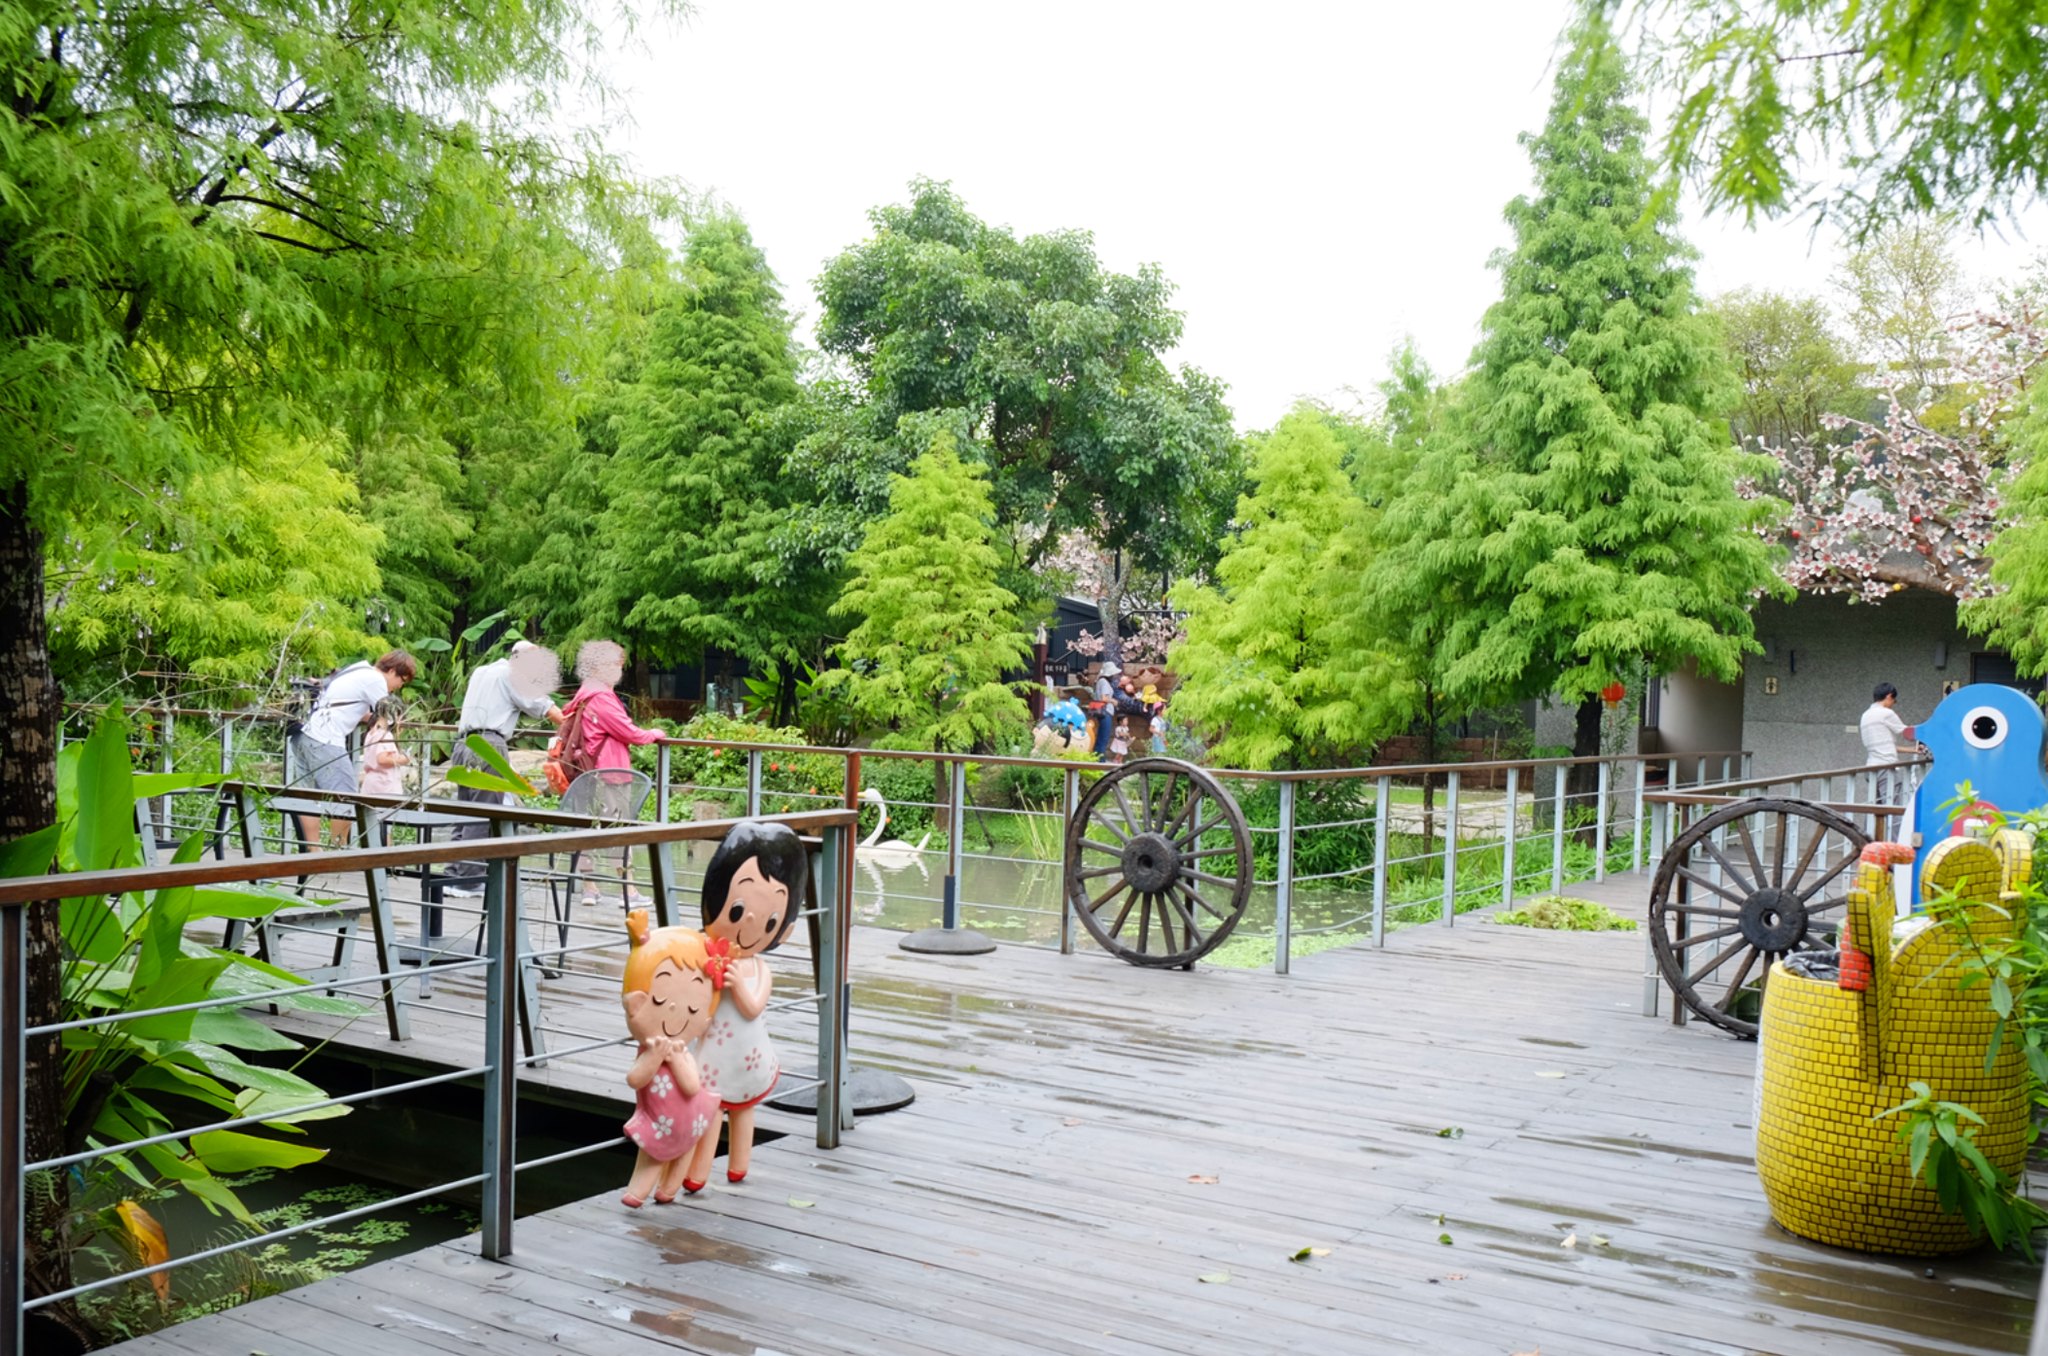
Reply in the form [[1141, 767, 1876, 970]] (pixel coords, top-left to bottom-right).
[[1643, 757, 1928, 801]]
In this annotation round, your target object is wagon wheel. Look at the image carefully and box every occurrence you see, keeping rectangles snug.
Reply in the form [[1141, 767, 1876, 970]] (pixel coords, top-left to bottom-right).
[[1648, 797, 1870, 1039], [1064, 757, 1252, 968]]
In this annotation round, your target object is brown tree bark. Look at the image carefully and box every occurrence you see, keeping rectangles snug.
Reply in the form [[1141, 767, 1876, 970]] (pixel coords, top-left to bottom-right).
[[0, 482, 88, 1353]]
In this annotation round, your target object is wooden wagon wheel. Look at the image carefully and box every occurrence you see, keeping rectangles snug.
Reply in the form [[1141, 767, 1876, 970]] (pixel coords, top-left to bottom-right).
[[1064, 757, 1253, 968], [1648, 797, 1870, 1039]]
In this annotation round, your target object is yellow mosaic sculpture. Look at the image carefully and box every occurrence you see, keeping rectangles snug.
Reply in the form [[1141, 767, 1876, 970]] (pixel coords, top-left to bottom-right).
[[1755, 832, 2032, 1255]]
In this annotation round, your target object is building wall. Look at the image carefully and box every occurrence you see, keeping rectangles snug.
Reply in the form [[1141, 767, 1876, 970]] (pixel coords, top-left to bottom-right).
[[1656, 656, 1747, 779], [1737, 591, 1975, 781]]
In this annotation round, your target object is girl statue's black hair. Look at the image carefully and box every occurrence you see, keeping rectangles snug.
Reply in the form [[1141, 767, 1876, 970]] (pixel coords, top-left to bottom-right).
[[699, 819, 808, 951]]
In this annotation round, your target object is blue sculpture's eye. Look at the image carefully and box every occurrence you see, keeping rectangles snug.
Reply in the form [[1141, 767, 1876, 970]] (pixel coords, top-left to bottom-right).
[[1963, 706, 2008, 750]]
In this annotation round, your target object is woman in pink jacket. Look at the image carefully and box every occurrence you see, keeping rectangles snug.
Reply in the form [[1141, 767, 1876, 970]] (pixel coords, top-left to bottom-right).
[[567, 639, 664, 905]]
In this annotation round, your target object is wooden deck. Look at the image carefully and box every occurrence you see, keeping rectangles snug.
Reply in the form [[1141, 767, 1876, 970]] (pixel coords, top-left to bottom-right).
[[102, 867, 2038, 1356]]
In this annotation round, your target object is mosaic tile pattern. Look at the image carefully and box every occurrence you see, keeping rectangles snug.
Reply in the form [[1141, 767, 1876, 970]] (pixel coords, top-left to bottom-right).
[[1755, 832, 2030, 1255]]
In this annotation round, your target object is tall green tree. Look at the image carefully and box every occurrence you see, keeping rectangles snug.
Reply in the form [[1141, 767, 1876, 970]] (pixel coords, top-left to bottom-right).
[[47, 438, 384, 696], [1602, 0, 2048, 233], [1373, 20, 1785, 771], [815, 434, 1032, 752], [0, 0, 673, 1341], [809, 180, 1240, 626], [594, 215, 828, 684], [1169, 409, 1408, 770], [1709, 289, 1864, 448]]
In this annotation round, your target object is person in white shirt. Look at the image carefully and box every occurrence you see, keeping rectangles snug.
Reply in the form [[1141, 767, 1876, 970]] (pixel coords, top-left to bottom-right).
[[290, 650, 416, 846], [1859, 682, 1916, 804], [442, 642, 563, 896]]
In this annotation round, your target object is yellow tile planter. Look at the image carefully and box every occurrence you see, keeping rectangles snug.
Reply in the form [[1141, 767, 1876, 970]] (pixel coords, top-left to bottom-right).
[[1755, 833, 2032, 1255]]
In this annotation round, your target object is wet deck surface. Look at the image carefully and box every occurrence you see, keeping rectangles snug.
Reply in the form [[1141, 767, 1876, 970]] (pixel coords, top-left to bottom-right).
[[103, 867, 2038, 1356]]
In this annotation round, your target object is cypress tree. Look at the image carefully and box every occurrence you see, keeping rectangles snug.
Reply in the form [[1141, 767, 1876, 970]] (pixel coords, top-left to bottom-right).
[[1374, 20, 1783, 765]]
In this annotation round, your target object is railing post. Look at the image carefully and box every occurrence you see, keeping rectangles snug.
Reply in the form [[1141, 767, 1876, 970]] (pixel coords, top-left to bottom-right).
[[1060, 767, 1080, 956], [899, 757, 993, 955], [2, 905, 25, 1356], [1741, 752, 1754, 780], [1275, 779, 1295, 974], [480, 854, 516, 1260], [1440, 770, 1460, 925], [1501, 766, 1519, 911], [1371, 777, 1389, 947], [161, 707, 175, 774], [1631, 759, 1646, 872], [655, 742, 671, 823], [219, 719, 233, 776], [1551, 765, 1567, 895], [816, 822, 847, 1149], [746, 749, 762, 818], [1594, 759, 1611, 883], [1720, 755, 1732, 784]]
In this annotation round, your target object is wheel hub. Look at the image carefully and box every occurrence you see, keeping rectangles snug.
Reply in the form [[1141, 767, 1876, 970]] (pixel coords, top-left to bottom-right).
[[1739, 887, 1807, 952], [1121, 832, 1182, 893]]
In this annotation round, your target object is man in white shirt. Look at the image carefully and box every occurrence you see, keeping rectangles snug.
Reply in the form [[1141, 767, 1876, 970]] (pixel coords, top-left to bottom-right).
[[443, 642, 563, 896], [1859, 682, 1916, 804], [290, 650, 416, 845]]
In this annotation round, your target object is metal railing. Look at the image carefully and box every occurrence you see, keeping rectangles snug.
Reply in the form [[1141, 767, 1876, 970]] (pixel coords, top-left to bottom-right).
[[0, 805, 856, 1356], [65, 701, 1759, 973]]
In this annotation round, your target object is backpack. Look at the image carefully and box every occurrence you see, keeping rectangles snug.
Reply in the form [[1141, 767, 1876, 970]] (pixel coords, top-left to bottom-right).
[[285, 660, 372, 738], [543, 695, 598, 795]]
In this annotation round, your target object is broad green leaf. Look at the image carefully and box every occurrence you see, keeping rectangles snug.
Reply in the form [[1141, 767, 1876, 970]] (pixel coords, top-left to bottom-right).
[[137, 833, 208, 986], [124, 956, 231, 1041], [179, 1173, 258, 1226], [132, 772, 226, 799], [60, 895, 131, 965], [72, 714, 138, 873], [137, 1139, 209, 1182], [210, 956, 365, 1015], [0, 823, 59, 879], [166, 1043, 333, 1101], [127, 1063, 241, 1113], [192, 883, 343, 921], [236, 1087, 349, 1126], [190, 1008, 303, 1051], [191, 1129, 328, 1173]]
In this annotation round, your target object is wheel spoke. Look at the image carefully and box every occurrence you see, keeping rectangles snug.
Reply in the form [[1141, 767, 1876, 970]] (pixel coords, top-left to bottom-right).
[[1091, 810, 1131, 845], [1804, 893, 1850, 918], [1110, 780, 1143, 837], [1073, 863, 1123, 881], [1079, 837, 1125, 858], [1666, 903, 1743, 920], [1183, 882, 1232, 921], [1183, 867, 1238, 889], [1146, 771, 1176, 833], [1105, 888, 1141, 938], [1154, 891, 1178, 953], [1782, 822, 1825, 894], [1697, 834, 1758, 899], [1672, 864, 1746, 907], [1733, 816, 1767, 887], [1137, 892, 1153, 951], [1771, 812, 1788, 888], [1179, 844, 1242, 862], [1683, 937, 1751, 991], [1167, 887, 1206, 950], [1669, 921, 1744, 950], [1085, 878, 1129, 914], [1796, 851, 1858, 903], [1718, 946, 1760, 1009], [1163, 786, 1201, 842]]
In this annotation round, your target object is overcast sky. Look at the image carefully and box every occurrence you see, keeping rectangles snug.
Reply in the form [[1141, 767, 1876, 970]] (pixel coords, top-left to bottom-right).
[[593, 0, 2048, 430]]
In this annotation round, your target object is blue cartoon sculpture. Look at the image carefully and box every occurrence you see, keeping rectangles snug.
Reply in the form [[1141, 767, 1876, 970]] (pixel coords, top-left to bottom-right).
[[1910, 683, 2048, 902]]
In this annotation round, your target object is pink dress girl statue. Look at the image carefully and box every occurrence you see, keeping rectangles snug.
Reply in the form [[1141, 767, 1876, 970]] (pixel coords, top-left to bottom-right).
[[683, 820, 807, 1192], [620, 910, 727, 1207]]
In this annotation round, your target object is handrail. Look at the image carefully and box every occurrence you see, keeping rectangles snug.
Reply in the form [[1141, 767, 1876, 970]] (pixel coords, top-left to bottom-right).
[[0, 807, 856, 906], [1644, 756, 1928, 801]]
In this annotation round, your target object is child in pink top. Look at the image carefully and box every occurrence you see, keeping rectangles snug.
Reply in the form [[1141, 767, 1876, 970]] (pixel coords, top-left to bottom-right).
[[358, 697, 411, 797]]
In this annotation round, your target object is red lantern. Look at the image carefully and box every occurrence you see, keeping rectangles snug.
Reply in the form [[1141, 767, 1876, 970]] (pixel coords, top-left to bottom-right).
[[1600, 681, 1627, 709]]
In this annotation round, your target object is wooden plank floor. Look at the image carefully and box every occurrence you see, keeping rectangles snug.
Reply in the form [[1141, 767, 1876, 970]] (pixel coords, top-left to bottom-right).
[[103, 866, 2040, 1356]]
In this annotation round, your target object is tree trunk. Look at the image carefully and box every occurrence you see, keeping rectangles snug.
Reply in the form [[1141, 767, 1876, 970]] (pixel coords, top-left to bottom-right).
[[1567, 693, 1604, 840], [1091, 550, 1132, 664], [0, 482, 88, 1354]]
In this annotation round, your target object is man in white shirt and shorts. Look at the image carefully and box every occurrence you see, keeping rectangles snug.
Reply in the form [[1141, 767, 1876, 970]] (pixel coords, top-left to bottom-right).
[[1859, 682, 1916, 804], [290, 650, 416, 845]]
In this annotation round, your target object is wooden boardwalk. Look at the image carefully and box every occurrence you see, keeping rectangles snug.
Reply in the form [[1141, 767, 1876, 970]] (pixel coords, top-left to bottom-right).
[[103, 867, 2039, 1356]]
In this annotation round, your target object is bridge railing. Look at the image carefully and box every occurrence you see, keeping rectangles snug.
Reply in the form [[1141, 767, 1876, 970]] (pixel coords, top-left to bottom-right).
[[67, 700, 1760, 973], [0, 805, 857, 1356]]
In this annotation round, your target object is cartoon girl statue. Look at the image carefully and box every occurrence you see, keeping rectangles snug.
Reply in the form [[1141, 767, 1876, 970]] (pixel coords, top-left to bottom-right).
[[619, 910, 726, 1207], [684, 820, 807, 1192]]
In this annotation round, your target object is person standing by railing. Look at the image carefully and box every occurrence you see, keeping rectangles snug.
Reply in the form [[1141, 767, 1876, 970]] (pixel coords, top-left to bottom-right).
[[1860, 682, 1918, 804], [442, 641, 563, 898], [564, 638, 664, 904], [290, 650, 417, 846]]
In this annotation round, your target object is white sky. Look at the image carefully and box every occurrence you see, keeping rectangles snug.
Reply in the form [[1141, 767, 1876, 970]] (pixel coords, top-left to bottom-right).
[[594, 0, 2048, 430]]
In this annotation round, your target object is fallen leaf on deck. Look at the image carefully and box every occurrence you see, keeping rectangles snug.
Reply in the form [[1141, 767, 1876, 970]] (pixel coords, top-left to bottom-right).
[[1437, 1126, 1464, 1139], [1288, 1246, 1331, 1262], [1446, 1272, 1467, 1281], [1061, 1118, 1082, 1127], [1188, 1174, 1219, 1184], [787, 1198, 815, 1209], [1438, 1232, 1454, 1246], [1560, 1232, 1577, 1249], [1197, 1271, 1230, 1284], [1591, 1234, 1610, 1247]]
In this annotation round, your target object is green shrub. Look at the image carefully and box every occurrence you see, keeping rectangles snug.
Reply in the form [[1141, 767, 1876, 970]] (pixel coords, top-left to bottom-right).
[[1493, 895, 1637, 931]]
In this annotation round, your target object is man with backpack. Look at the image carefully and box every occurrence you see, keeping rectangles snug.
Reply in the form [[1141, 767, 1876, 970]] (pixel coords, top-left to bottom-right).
[[441, 642, 564, 897], [289, 650, 417, 847]]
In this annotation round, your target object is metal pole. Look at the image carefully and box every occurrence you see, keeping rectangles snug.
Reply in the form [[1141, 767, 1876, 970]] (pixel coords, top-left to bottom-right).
[[1371, 777, 1389, 948], [162, 707, 175, 774], [1275, 779, 1295, 974], [1594, 759, 1611, 883], [1741, 752, 1754, 780], [1060, 767, 1079, 956], [1721, 755, 1732, 784], [1551, 765, 1568, 895], [2, 906, 24, 1356], [1501, 766, 1519, 911], [479, 856, 516, 1259], [1440, 770, 1459, 924], [1631, 759, 1646, 872], [816, 822, 846, 1149], [219, 719, 232, 776], [944, 758, 965, 931], [654, 742, 671, 823], [746, 750, 762, 818]]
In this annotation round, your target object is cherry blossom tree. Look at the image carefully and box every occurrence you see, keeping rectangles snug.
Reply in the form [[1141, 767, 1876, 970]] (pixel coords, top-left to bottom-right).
[[1039, 528, 1186, 667], [1742, 308, 2048, 603]]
